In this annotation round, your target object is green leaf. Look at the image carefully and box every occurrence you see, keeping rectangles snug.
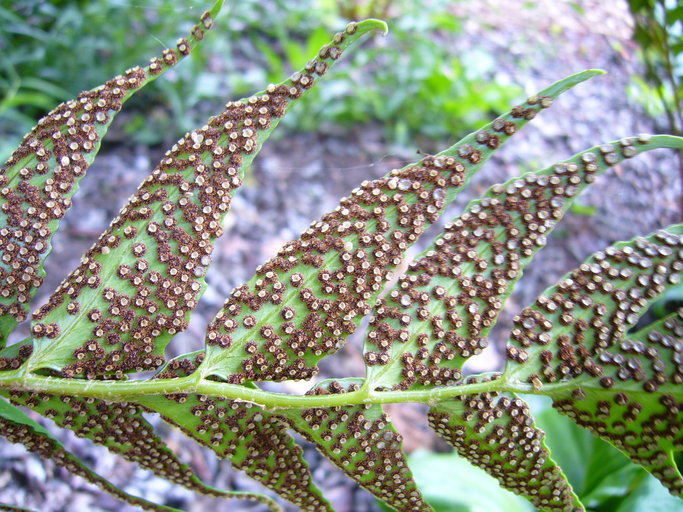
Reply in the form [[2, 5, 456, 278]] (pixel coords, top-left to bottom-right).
[[613, 472, 683, 512], [134, 353, 330, 512], [22, 19, 386, 376], [532, 400, 642, 505], [0, 397, 193, 512], [364, 134, 683, 391], [6, 390, 282, 511], [397, 449, 534, 512], [277, 379, 432, 512], [198, 70, 603, 383], [503, 228, 683, 496], [0, 1, 224, 347], [427, 378, 583, 512]]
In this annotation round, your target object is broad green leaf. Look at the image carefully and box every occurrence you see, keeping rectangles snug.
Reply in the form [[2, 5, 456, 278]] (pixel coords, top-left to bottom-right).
[[398, 449, 534, 512], [277, 379, 432, 512], [23, 19, 387, 376], [503, 229, 683, 496], [0, 1, 224, 346], [614, 472, 683, 512], [363, 135, 683, 391], [0, 397, 190, 512], [427, 378, 583, 512], [134, 353, 330, 512], [199, 70, 603, 383], [532, 399, 642, 506], [5, 390, 281, 511]]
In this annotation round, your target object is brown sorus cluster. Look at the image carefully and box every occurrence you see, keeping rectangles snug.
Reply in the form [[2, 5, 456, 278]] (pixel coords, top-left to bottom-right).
[[7, 389, 226, 497], [365, 137, 653, 391], [553, 310, 683, 496], [0, 342, 32, 371], [0, 415, 173, 512], [204, 94, 558, 384], [145, 354, 331, 511], [508, 228, 682, 383], [279, 380, 431, 512], [428, 377, 581, 512], [0, 10, 216, 342], [27, 23, 355, 379]]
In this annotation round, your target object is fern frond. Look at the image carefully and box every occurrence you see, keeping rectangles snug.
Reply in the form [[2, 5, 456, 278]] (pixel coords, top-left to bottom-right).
[[198, 70, 602, 383], [364, 135, 683, 391], [504, 227, 683, 496], [0, 1, 224, 346], [22, 19, 386, 376]]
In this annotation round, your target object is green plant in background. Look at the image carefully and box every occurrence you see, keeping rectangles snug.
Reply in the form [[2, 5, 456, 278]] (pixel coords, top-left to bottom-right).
[[250, 0, 522, 149], [1, 0, 523, 161], [627, 0, 682, 137], [0, 0, 198, 156], [627, 0, 682, 210], [0, 3, 682, 512]]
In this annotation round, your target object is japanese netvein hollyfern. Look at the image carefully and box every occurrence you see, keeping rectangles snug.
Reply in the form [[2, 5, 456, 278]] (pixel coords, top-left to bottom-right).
[[0, 3, 682, 512]]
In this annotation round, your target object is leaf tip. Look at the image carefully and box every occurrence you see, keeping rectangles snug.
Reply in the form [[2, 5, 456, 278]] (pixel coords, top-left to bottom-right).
[[357, 18, 389, 36], [209, 0, 225, 18]]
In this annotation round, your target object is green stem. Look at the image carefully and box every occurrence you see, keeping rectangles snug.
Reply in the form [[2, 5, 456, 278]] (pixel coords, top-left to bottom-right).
[[0, 370, 506, 409], [2, 369, 678, 410]]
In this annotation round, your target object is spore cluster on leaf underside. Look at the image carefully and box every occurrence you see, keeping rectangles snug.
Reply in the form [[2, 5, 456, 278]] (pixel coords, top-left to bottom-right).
[[203, 96, 560, 385], [25, 20, 362, 379], [0, 11, 216, 336], [0, 7, 681, 512]]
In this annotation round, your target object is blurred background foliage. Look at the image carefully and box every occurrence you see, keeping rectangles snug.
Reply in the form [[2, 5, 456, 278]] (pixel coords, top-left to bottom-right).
[[0, 0, 522, 161], [626, 0, 682, 138], [2, 1, 683, 510]]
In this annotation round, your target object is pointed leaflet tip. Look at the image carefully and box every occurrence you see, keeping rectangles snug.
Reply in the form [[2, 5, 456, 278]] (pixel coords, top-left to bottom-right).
[[363, 133, 683, 391], [199, 68, 597, 383], [0, 2, 221, 348], [208, 0, 225, 19], [24, 13, 383, 376], [357, 18, 389, 36], [535, 69, 604, 99]]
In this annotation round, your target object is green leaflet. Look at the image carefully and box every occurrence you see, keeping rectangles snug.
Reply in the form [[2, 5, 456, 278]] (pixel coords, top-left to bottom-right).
[[427, 377, 583, 512], [276, 379, 432, 512], [134, 353, 330, 511], [198, 70, 603, 383], [0, 337, 32, 372], [549, 310, 683, 497], [363, 134, 683, 391], [0, 397, 189, 512], [22, 19, 387, 376], [503, 228, 683, 496], [0, 1, 224, 347], [5, 389, 281, 511]]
